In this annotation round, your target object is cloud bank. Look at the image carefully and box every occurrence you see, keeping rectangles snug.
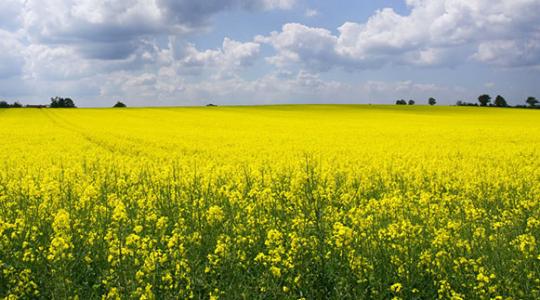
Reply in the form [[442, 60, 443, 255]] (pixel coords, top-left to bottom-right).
[[0, 0, 538, 106], [257, 0, 540, 70]]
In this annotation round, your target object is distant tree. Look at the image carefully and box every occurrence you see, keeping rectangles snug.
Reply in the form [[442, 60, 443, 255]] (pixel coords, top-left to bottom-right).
[[113, 101, 127, 108], [64, 98, 76, 108], [11, 102, 22, 108], [0, 101, 9, 108], [50, 97, 61, 108], [526, 97, 539, 107], [50, 97, 76, 108], [408, 99, 415, 105], [206, 103, 218, 107], [428, 97, 437, 106], [396, 99, 407, 105], [494, 95, 508, 107], [478, 94, 491, 106]]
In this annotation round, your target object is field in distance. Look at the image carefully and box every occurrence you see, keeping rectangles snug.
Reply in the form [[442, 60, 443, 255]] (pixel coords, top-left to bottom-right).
[[0, 105, 539, 299]]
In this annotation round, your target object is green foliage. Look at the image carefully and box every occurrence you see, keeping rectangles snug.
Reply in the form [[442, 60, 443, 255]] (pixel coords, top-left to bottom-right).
[[0, 101, 23, 108], [526, 97, 539, 107], [478, 94, 491, 106], [428, 97, 436, 106], [494, 95, 508, 107], [50, 97, 77, 108], [396, 99, 407, 105], [113, 101, 127, 108]]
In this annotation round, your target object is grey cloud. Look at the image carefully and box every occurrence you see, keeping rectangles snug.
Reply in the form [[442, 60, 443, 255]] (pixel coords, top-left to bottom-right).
[[473, 39, 540, 67], [19, 0, 295, 60], [0, 0, 23, 31], [23, 1, 163, 48], [157, 0, 245, 26], [157, 0, 295, 26], [0, 45, 24, 79], [0, 57, 23, 79], [76, 41, 139, 60], [0, 30, 24, 79], [0, 0, 277, 96]]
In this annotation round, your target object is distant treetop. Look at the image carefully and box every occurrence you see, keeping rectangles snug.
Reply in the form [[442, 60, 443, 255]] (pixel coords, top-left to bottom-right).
[[494, 95, 508, 107], [113, 101, 127, 108], [526, 97, 539, 107], [50, 97, 76, 108], [478, 94, 491, 107], [395, 99, 407, 105]]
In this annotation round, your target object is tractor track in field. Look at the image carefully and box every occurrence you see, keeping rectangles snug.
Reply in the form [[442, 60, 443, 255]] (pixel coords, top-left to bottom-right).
[[41, 109, 159, 159]]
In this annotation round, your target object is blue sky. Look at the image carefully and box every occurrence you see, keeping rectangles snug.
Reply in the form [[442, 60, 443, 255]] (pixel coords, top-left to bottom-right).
[[0, 0, 539, 106]]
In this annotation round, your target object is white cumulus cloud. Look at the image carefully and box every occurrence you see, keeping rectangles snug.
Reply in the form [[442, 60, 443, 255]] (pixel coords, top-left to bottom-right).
[[258, 0, 540, 70]]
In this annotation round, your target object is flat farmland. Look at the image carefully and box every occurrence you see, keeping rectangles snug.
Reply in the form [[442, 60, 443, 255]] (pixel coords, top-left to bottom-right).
[[0, 105, 539, 299]]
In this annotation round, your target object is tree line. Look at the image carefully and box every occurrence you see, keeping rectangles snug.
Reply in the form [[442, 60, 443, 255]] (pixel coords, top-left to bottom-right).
[[0, 97, 77, 108], [396, 97, 437, 106], [0, 98, 129, 108], [456, 95, 539, 108], [0, 101, 23, 108], [396, 95, 539, 108]]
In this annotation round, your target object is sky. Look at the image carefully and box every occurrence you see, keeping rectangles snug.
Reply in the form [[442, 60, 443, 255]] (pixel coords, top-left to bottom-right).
[[0, 0, 539, 107]]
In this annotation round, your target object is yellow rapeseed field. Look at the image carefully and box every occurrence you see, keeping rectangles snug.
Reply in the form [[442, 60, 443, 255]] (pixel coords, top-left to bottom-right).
[[0, 105, 539, 299]]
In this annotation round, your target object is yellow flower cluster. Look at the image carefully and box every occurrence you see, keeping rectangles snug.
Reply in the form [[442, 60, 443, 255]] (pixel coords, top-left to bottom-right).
[[0, 105, 539, 299]]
